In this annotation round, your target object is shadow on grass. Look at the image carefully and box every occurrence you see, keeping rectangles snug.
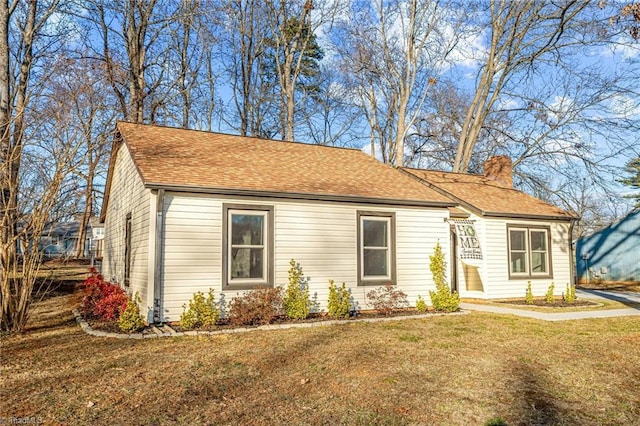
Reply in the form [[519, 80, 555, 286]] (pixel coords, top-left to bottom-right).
[[36, 280, 82, 301], [24, 316, 78, 334], [507, 361, 567, 426], [577, 289, 640, 310]]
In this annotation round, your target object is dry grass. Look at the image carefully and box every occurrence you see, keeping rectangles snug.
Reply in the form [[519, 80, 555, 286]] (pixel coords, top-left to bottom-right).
[[9, 258, 92, 301], [2, 285, 639, 426]]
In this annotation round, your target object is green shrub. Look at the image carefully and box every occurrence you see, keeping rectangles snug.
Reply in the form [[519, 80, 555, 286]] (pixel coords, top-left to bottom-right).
[[283, 259, 311, 320], [545, 282, 555, 303], [180, 289, 220, 330], [118, 292, 145, 333], [229, 287, 284, 326], [564, 283, 576, 303], [366, 284, 408, 315], [525, 281, 534, 305], [327, 280, 351, 318], [485, 417, 507, 426], [415, 295, 428, 313], [428, 242, 460, 312]]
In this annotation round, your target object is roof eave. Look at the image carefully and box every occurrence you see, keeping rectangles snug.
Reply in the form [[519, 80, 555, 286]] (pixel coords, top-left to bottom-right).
[[144, 183, 456, 208], [481, 211, 576, 221], [99, 128, 125, 223]]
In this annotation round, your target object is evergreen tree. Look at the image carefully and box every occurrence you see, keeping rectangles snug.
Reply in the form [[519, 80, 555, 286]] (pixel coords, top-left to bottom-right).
[[618, 157, 640, 208]]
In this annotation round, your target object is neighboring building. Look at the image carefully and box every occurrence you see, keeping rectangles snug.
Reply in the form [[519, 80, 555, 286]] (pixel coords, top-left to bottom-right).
[[575, 209, 640, 284], [401, 157, 577, 299], [89, 217, 105, 259], [37, 222, 86, 257], [35, 220, 103, 258], [101, 123, 576, 323]]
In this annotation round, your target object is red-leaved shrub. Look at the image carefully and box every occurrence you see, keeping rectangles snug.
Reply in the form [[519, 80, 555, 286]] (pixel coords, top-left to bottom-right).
[[229, 287, 284, 326], [94, 288, 128, 321], [82, 268, 106, 313], [82, 267, 128, 321]]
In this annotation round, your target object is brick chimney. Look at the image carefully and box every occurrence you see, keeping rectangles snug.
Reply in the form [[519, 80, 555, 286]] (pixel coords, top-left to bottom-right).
[[483, 155, 513, 187]]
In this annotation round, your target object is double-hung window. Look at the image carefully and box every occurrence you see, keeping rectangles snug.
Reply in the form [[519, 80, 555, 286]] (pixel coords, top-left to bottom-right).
[[357, 211, 396, 285], [223, 204, 274, 288], [508, 226, 551, 278]]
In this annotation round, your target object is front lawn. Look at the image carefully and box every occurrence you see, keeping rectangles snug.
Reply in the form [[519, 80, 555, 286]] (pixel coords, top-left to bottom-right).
[[1, 287, 639, 425]]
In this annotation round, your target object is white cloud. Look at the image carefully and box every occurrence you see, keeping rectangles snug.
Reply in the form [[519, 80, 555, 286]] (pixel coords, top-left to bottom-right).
[[599, 37, 640, 59], [496, 98, 520, 111], [547, 95, 576, 123], [442, 25, 488, 70], [609, 94, 640, 118]]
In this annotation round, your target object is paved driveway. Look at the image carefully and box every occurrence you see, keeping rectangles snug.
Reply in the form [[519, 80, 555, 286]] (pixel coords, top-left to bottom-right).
[[576, 288, 640, 305]]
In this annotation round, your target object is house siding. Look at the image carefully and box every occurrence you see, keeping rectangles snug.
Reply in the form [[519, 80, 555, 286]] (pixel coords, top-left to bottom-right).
[[160, 192, 449, 321], [102, 145, 151, 316], [481, 218, 571, 299]]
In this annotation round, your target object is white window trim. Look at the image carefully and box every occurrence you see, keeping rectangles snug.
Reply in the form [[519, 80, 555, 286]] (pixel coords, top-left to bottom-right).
[[360, 216, 392, 281], [227, 209, 268, 285], [529, 229, 549, 276], [509, 228, 529, 277]]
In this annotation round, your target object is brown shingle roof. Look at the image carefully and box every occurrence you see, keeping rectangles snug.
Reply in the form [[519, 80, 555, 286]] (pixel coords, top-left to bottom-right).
[[113, 122, 454, 206], [401, 168, 575, 220]]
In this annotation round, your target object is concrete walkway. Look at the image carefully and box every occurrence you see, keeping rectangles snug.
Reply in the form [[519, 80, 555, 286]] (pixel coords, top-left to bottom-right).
[[461, 289, 640, 321]]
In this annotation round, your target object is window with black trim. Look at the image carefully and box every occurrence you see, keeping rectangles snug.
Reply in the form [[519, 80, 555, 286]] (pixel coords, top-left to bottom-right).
[[507, 225, 551, 278], [223, 204, 274, 289], [357, 211, 396, 286]]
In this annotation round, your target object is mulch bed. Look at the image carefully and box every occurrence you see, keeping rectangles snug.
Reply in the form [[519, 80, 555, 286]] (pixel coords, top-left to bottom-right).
[[169, 308, 440, 332], [82, 311, 156, 335], [498, 299, 599, 308], [84, 307, 450, 334]]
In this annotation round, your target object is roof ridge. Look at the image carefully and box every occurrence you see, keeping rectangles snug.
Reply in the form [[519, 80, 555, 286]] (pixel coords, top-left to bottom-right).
[[102, 122, 456, 215], [401, 166, 478, 177], [116, 120, 363, 154], [401, 166, 575, 219], [401, 166, 515, 189]]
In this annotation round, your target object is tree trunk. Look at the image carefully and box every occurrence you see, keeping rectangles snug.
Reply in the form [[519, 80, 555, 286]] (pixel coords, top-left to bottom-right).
[[0, 0, 12, 300], [75, 170, 94, 258], [0, 0, 62, 333], [1, 0, 38, 331]]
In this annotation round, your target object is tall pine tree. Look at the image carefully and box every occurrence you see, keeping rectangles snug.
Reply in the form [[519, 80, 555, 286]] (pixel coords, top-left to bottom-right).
[[618, 157, 640, 208]]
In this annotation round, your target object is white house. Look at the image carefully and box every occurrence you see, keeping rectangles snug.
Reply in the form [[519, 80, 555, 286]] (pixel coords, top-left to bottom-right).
[[101, 122, 458, 322], [100, 123, 576, 323], [402, 157, 576, 299]]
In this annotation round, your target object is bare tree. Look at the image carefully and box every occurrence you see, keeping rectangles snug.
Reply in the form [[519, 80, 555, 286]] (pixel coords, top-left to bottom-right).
[[453, 0, 592, 172], [301, 65, 360, 147], [82, 0, 178, 123], [7, 108, 84, 332], [220, 0, 276, 137], [176, 0, 196, 128], [265, 0, 331, 141], [335, 0, 465, 165], [43, 56, 115, 257], [1, 0, 65, 332]]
